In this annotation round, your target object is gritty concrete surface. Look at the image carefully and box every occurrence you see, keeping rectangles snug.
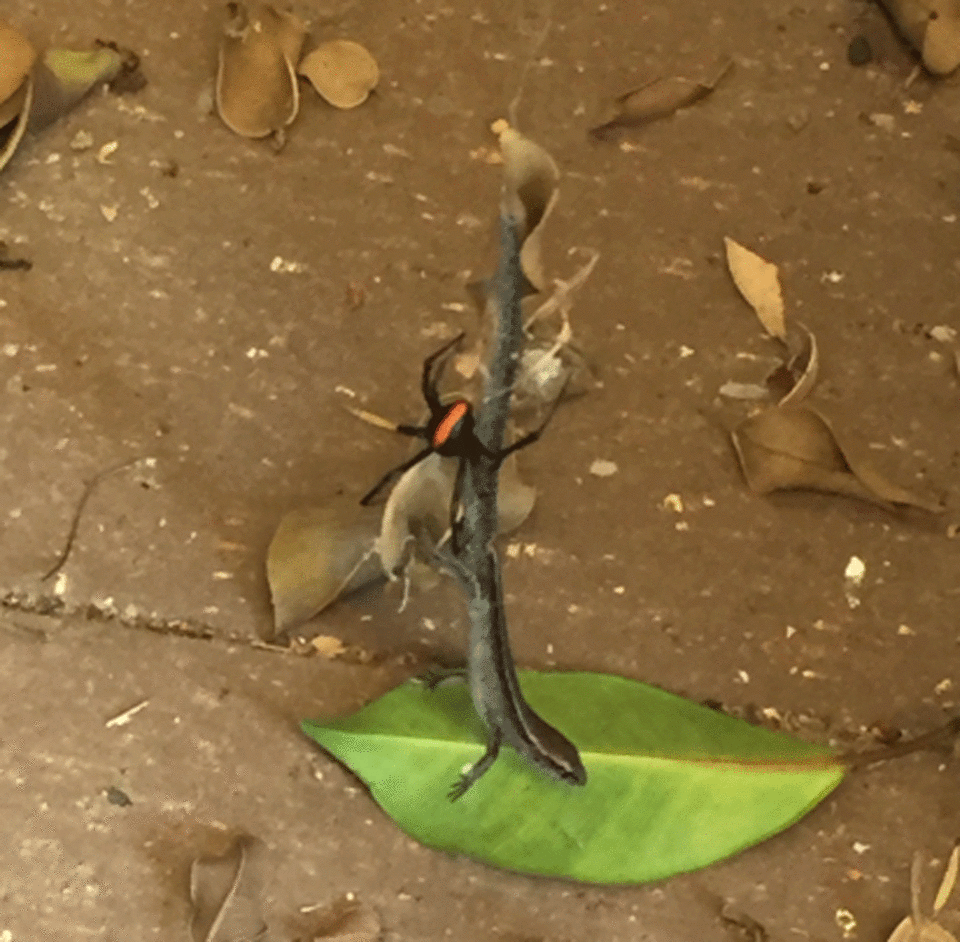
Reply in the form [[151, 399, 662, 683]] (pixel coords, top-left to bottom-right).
[[1, 0, 959, 938]]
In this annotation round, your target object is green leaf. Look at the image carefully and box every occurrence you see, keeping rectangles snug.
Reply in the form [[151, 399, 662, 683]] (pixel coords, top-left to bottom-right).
[[29, 48, 125, 133], [302, 671, 845, 883]]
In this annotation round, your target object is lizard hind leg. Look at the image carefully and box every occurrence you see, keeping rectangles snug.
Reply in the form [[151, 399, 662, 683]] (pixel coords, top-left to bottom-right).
[[448, 730, 502, 801]]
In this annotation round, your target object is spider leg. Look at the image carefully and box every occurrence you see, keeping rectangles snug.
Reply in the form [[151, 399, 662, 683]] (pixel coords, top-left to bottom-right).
[[421, 331, 466, 413], [491, 374, 571, 464], [395, 423, 428, 438], [359, 445, 434, 506]]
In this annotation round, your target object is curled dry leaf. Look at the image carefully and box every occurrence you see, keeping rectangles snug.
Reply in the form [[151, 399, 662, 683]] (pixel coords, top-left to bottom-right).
[[375, 451, 535, 576], [589, 57, 733, 138], [499, 451, 538, 532], [376, 453, 454, 576], [516, 249, 599, 408], [935, 843, 960, 914], [494, 120, 560, 294], [878, 0, 960, 74], [216, 2, 306, 138], [0, 71, 32, 172], [773, 325, 819, 406], [0, 77, 28, 129], [3, 41, 127, 172], [0, 20, 35, 107], [266, 500, 383, 633], [888, 844, 960, 942], [724, 237, 786, 341], [731, 405, 943, 512], [298, 40, 379, 109], [189, 835, 271, 942]]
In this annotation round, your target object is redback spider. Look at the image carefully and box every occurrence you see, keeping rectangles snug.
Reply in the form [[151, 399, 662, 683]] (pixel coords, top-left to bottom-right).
[[359, 331, 566, 506]]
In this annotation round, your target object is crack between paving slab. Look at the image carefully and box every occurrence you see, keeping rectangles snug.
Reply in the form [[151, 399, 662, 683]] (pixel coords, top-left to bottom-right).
[[1, 587, 246, 646], [0, 588, 403, 665]]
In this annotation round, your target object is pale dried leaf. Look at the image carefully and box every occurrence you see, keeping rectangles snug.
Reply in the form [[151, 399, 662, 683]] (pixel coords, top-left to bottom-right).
[[266, 502, 382, 633], [877, 0, 960, 74], [731, 405, 943, 512], [376, 453, 454, 576], [189, 835, 271, 942], [0, 20, 36, 105], [923, 11, 960, 74], [216, 2, 305, 138], [0, 78, 27, 128], [498, 453, 536, 532], [494, 121, 560, 293], [0, 70, 31, 172], [889, 917, 958, 942], [298, 40, 379, 109], [516, 249, 598, 407], [724, 238, 786, 340], [517, 344, 568, 403], [888, 849, 959, 941], [934, 843, 960, 914], [524, 249, 600, 333], [877, 0, 936, 52], [375, 452, 536, 575], [589, 57, 732, 137]]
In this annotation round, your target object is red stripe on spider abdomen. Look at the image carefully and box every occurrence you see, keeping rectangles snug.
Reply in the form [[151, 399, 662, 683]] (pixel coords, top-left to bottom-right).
[[433, 400, 470, 449]]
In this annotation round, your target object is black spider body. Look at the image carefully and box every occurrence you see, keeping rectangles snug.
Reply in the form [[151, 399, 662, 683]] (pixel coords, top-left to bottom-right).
[[360, 332, 563, 507]]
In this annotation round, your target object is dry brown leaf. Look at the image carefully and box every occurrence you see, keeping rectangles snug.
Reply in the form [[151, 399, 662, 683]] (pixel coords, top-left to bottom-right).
[[935, 843, 960, 914], [888, 846, 960, 942], [189, 835, 271, 942], [298, 40, 379, 109], [0, 20, 35, 106], [266, 501, 383, 633], [494, 120, 560, 294], [498, 452, 537, 532], [731, 405, 943, 512], [0, 71, 31, 172], [924, 9, 960, 73], [375, 451, 536, 576], [375, 453, 453, 576], [878, 0, 960, 74], [776, 325, 819, 406], [216, 2, 306, 139], [0, 77, 28, 128], [724, 237, 786, 340], [589, 57, 732, 138], [517, 249, 599, 408]]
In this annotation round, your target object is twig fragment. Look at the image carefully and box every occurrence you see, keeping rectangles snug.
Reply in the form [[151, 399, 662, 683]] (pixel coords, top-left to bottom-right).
[[105, 699, 149, 728], [41, 458, 142, 581], [844, 716, 960, 770]]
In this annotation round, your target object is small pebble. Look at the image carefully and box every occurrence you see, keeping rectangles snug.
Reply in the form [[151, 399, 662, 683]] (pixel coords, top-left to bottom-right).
[[589, 459, 618, 478], [847, 35, 872, 67]]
